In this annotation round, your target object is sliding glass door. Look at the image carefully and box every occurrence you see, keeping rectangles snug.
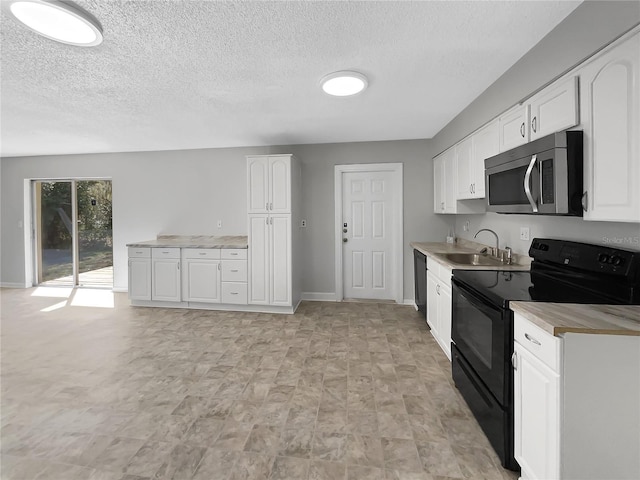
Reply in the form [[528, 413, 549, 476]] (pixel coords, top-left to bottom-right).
[[34, 179, 112, 287]]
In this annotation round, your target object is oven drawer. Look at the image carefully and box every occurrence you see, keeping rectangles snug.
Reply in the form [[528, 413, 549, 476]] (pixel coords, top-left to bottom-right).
[[514, 313, 560, 372]]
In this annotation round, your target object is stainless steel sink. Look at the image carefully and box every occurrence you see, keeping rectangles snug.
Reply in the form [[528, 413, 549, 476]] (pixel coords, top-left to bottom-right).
[[440, 253, 504, 266]]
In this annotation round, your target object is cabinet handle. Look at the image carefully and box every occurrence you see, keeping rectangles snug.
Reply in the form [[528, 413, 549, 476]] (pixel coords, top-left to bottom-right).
[[469, 184, 473, 194], [511, 352, 517, 370], [531, 116, 537, 133], [177, 263, 180, 270], [231, 269, 239, 272], [199, 252, 206, 255], [230, 292, 239, 295], [135, 250, 143, 254], [270, 217, 273, 225], [266, 202, 268, 211], [436, 284, 440, 295], [524, 333, 541, 346], [520, 122, 525, 137], [270, 203, 273, 210], [230, 252, 238, 256], [218, 263, 221, 270], [581, 191, 588, 212]]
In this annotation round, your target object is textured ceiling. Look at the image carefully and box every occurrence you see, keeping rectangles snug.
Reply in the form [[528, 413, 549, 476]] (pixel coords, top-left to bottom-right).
[[0, 0, 581, 157]]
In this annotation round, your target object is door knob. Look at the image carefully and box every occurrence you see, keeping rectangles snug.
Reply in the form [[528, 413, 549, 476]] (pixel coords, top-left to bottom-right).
[[343, 238, 348, 243]]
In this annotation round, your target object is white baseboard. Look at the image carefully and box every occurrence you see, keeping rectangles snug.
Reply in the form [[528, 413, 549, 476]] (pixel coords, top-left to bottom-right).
[[0, 282, 27, 288], [112, 287, 128, 293], [403, 299, 418, 309], [301, 292, 338, 302]]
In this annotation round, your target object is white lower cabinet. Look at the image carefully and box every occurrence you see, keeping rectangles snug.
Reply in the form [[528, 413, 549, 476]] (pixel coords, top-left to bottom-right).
[[426, 258, 453, 361], [128, 247, 151, 301], [248, 214, 292, 306], [514, 341, 560, 480], [513, 312, 640, 480], [151, 248, 181, 302], [182, 249, 221, 303]]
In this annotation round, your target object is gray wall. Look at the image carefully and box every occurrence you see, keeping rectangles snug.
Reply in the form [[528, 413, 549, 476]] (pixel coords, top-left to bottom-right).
[[0, 139, 447, 299], [432, 1, 640, 254]]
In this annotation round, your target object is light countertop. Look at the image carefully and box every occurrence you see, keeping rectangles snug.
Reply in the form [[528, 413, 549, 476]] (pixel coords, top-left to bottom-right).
[[511, 301, 640, 337], [411, 240, 531, 271], [127, 235, 248, 249]]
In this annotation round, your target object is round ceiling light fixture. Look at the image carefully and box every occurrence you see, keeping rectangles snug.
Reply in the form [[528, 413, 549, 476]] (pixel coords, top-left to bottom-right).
[[321, 71, 368, 97], [7, 0, 103, 47]]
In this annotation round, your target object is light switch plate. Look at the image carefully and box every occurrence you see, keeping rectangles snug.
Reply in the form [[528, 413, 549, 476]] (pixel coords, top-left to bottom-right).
[[520, 226, 530, 241]]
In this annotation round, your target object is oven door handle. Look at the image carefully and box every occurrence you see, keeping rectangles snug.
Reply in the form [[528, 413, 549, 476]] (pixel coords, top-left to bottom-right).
[[524, 154, 538, 213]]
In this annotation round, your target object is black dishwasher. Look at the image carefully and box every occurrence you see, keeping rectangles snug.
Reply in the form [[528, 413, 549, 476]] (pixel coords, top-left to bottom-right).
[[413, 249, 427, 319]]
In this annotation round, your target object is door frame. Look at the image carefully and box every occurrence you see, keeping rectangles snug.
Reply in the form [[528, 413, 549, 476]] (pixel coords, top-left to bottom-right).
[[334, 163, 403, 304], [29, 177, 113, 288]]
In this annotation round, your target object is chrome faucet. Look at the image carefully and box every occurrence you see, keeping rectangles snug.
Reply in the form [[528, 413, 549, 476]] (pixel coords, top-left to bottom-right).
[[474, 229, 499, 258]]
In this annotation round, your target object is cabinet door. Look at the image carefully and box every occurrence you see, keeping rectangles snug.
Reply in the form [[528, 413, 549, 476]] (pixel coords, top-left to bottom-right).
[[455, 137, 474, 200], [426, 271, 439, 336], [580, 33, 640, 222], [248, 215, 270, 304], [529, 76, 579, 141], [269, 155, 291, 214], [183, 259, 221, 303], [499, 104, 529, 151], [438, 281, 452, 361], [514, 343, 560, 480], [152, 259, 181, 302], [270, 215, 292, 306], [433, 155, 445, 214], [247, 156, 269, 213], [128, 258, 151, 300], [472, 120, 499, 198], [443, 148, 457, 213]]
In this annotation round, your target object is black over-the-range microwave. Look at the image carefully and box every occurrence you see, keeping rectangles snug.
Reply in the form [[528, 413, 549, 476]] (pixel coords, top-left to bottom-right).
[[484, 130, 583, 215]]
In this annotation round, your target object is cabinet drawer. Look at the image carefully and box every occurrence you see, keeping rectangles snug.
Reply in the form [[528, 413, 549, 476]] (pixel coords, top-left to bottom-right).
[[222, 282, 248, 304], [152, 248, 181, 259], [222, 260, 247, 282], [182, 248, 221, 260], [514, 313, 561, 372], [221, 248, 247, 260], [128, 247, 151, 258]]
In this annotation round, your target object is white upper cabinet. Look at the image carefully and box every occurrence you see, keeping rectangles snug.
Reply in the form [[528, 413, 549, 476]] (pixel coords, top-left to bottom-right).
[[499, 77, 578, 152], [579, 31, 640, 223], [529, 76, 579, 141], [433, 154, 445, 214], [247, 155, 292, 214], [455, 136, 474, 200], [499, 104, 529, 151], [472, 119, 499, 198], [457, 119, 499, 200]]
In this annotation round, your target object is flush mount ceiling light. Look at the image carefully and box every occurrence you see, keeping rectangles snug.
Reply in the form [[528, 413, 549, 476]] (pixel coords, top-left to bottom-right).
[[7, 0, 103, 47], [321, 71, 368, 97]]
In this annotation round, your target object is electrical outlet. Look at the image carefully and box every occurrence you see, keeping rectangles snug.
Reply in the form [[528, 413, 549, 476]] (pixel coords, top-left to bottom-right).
[[300, 219, 307, 227], [520, 226, 530, 241], [217, 220, 222, 228], [463, 221, 470, 232]]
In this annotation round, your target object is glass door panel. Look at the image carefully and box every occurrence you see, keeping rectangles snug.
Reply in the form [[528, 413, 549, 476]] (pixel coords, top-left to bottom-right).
[[77, 180, 113, 287], [36, 181, 74, 285]]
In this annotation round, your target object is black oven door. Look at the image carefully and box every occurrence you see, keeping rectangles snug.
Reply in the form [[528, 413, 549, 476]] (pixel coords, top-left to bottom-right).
[[451, 279, 510, 406]]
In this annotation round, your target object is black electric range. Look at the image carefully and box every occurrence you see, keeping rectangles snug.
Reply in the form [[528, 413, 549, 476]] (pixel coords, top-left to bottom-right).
[[450, 238, 640, 471]]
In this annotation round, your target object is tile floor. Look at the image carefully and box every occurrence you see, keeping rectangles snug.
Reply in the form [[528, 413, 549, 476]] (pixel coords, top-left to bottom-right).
[[1, 288, 518, 480]]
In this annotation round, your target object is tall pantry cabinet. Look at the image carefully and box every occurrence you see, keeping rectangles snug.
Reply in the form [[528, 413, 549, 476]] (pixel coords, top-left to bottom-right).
[[247, 155, 301, 312]]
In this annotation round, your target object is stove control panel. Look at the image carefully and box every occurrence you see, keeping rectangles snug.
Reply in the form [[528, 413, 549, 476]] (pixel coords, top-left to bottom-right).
[[530, 238, 638, 278]]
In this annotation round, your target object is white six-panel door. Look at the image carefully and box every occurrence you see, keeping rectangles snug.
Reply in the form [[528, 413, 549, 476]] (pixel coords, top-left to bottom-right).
[[342, 170, 395, 300]]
